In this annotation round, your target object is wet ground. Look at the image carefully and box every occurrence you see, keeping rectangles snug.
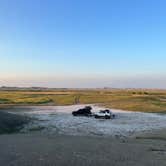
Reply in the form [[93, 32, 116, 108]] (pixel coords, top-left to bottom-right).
[[1, 105, 166, 166], [6, 104, 166, 137]]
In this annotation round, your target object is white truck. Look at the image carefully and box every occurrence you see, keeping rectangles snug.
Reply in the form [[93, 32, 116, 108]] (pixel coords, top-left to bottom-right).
[[94, 110, 115, 119]]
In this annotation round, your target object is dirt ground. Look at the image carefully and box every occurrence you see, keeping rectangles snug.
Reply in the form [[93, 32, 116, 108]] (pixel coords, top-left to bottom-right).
[[0, 131, 166, 166]]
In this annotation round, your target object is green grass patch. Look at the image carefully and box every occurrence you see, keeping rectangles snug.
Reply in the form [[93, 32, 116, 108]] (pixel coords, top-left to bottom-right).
[[0, 89, 166, 113]]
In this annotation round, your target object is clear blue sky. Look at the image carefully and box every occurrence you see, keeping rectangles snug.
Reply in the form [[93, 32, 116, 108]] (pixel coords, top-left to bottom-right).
[[0, 0, 166, 88]]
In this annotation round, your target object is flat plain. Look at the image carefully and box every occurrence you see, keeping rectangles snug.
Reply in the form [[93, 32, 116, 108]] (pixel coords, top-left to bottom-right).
[[0, 89, 166, 166], [1, 89, 166, 113]]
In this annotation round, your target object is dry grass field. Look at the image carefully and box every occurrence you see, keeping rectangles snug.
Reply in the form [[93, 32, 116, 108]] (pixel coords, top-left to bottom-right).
[[0, 89, 166, 113]]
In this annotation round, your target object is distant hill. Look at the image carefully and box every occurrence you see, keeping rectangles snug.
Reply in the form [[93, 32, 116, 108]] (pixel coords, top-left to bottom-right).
[[0, 86, 69, 91]]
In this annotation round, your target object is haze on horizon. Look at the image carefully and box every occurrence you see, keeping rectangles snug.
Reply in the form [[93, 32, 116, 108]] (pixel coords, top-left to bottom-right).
[[0, 0, 166, 89]]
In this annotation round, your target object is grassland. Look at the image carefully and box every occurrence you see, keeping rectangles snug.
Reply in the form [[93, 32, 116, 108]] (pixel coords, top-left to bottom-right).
[[0, 89, 166, 113]]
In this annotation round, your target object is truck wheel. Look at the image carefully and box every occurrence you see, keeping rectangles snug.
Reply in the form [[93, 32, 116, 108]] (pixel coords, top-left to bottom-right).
[[95, 115, 99, 119], [112, 114, 115, 119], [105, 115, 111, 119]]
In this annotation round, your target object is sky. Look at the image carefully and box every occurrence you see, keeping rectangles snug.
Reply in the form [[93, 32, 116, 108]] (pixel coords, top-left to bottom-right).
[[0, 0, 166, 88]]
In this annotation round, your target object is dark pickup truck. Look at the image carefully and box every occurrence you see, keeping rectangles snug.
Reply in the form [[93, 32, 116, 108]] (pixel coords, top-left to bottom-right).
[[72, 106, 92, 117]]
